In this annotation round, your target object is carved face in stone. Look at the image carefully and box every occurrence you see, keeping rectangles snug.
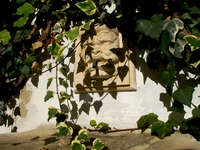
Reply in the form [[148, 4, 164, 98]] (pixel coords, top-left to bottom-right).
[[81, 24, 123, 80]]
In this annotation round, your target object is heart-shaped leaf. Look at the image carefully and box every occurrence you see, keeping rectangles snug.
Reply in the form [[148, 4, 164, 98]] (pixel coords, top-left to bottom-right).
[[172, 86, 194, 107]]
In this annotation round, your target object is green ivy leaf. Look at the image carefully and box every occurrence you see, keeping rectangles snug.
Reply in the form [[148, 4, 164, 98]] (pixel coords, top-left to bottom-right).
[[136, 14, 163, 40], [184, 35, 200, 51], [48, 41, 61, 56], [59, 66, 69, 77], [82, 19, 95, 30], [48, 107, 58, 121], [96, 122, 109, 129], [44, 90, 54, 102], [192, 107, 200, 118], [71, 140, 86, 150], [76, 0, 96, 16], [151, 120, 168, 138], [160, 69, 175, 85], [162, 18, 184, 42], [92, 138, 105, 150], [0, 29, 11, 45], [173, 39, 187, 58], [137, 113, 158, 132], [76, 129, 90, 142], [181, 13, 192, 20], [90, 120, 97, 127], [57, 123, 73, 137], [65, 27, 79, 41], [59, 78, 68, 88], [160, 30, 171, 56], [20, 65, 30, 77], [172, 86, 194, 107], [47, 77, 53, 89], [16, 2, 35, 16], [13, 16, 29, 28]]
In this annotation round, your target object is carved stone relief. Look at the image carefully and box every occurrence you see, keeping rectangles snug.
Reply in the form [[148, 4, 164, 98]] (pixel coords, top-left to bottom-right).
[[74, 24, 136, 93]]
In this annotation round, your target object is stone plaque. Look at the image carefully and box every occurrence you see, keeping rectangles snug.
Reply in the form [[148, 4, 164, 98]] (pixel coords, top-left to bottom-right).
[[74, 24, 136, 93]]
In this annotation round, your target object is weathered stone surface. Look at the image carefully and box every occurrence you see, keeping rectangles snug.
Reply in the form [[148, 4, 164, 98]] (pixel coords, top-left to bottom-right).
[[74, 24, 136, 93], [0, 125, 200, 150]]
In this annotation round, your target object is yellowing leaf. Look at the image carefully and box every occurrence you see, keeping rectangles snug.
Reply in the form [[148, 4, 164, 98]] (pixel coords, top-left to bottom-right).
[[184, 35, 200, 51], [32, 41, 43, 50], [76, 0, 96, 16]]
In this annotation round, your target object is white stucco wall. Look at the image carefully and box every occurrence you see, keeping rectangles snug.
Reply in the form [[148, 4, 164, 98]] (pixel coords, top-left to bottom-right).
[[1, 56, 199, 134]]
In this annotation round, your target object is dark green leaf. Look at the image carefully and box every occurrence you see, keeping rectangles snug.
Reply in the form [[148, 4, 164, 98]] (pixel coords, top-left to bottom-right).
[[59, 77, 68, 88], [7, 115, 14, 127], [20, 65, 30, 77], [0, 29, 11, 45], [162, 18, 184, 42], [56, 113, 68, 124], [14, 107, 20, 116], [61, 104, 69, 113], [48, 107, 58, 121], [174, 39, 187, 58], [44, 91, 54, 102], [60, 65, 69, 77], [181, 13, 192, 20], [136, 14, 163, 40], [92, 138, 105, 150], [192, 107, 200, 118], [160, 30, 170, 56], [184, 35, 200, 51], [137, 113, 158, 132], [172, 86, 194, 107], [160, 69, 175, 85], [151, 120, 168, 138], [71, 141, 85, 150], [57, 123, 73, 137], [77, 129, 90, 142], [47, 77, 53, 89]]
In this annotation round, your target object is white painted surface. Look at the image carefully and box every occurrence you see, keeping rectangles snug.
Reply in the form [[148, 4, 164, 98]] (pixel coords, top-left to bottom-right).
[[1, 58, 200, 133]]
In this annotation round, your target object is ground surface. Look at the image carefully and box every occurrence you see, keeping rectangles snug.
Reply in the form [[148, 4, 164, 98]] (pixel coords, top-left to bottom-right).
[[0, 125, 200, 150]]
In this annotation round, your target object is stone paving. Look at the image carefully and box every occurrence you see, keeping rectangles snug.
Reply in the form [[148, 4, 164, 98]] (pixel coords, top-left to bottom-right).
[[0, 125, 200, 150]]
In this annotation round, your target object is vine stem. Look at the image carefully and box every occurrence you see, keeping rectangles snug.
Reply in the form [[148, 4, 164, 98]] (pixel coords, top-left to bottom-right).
[[56, 65, 61, 108], [88, 127, 140, 133], [192, 103, 197, 108], [39, 40, 81, 75]]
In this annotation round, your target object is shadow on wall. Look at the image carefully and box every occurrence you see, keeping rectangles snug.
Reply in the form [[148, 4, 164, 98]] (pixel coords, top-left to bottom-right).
[[128, 40, 200, 124]]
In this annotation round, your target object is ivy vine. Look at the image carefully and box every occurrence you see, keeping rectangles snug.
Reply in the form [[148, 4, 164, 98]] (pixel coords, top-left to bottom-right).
[[0, 0, 200, 149]]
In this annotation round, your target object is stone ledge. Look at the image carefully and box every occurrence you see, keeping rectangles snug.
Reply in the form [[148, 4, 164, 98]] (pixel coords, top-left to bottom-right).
[[0, 125, 200, 150]]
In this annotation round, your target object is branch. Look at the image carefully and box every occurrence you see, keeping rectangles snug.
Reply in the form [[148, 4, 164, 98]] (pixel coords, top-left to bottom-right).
[[38, 40, 81, 75], [88, 127, 140, 133]]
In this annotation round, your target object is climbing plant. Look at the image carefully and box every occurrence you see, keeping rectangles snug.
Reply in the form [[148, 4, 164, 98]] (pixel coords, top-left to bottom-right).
[[0, 0, 200, 149]]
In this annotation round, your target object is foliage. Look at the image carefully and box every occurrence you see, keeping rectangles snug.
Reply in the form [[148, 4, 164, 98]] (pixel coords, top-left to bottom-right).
[[0, 0, 200, 149]]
